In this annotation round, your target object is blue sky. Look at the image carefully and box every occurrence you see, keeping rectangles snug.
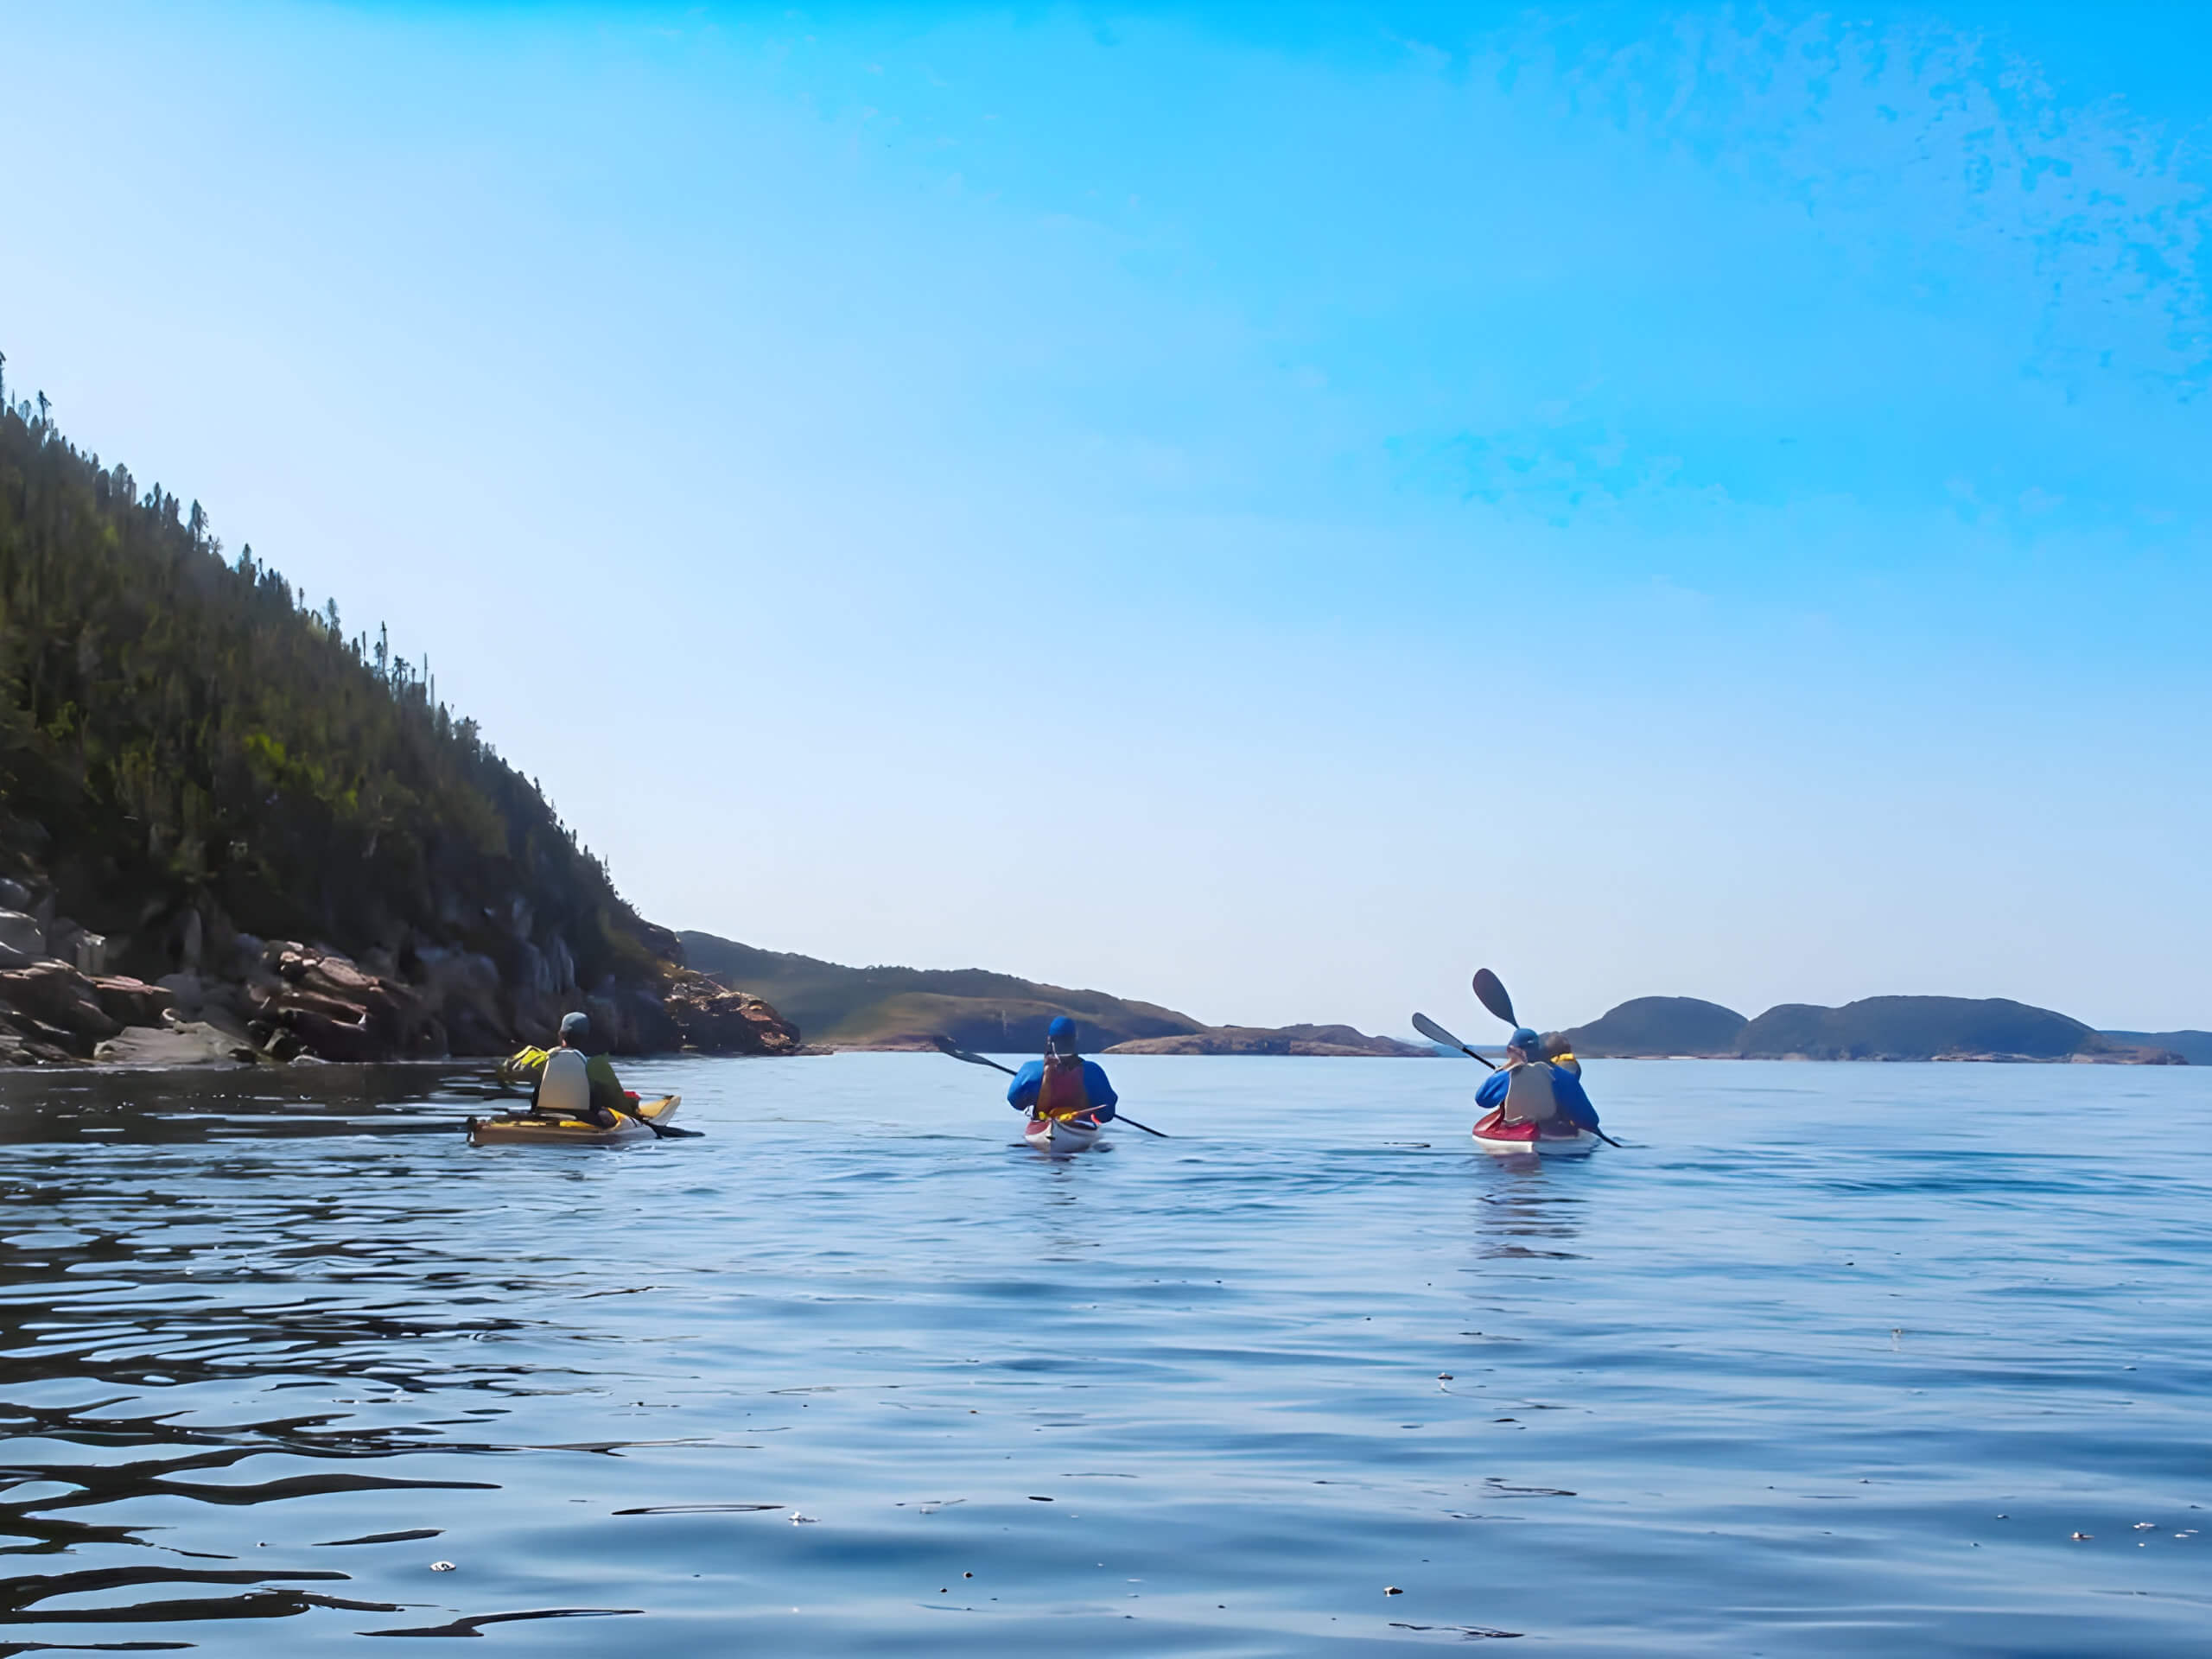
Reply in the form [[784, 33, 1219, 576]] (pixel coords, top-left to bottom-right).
[[3, 3, 2208, 1033]]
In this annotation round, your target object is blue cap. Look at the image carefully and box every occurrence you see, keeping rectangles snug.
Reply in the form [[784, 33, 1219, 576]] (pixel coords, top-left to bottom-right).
[[1046, 1015, 1077, 1050], [1508, 1027, 1541, 1054]]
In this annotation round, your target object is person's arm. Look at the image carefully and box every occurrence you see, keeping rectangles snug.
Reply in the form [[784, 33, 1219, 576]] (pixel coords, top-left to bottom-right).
[[1550, 1066, 1599, 1130], [586, 1054, 628, 1116], [1082, 1061, 1117, 1121], [1475, 1068, 1510, 1110], [1007, 1061, 1042, 1110]]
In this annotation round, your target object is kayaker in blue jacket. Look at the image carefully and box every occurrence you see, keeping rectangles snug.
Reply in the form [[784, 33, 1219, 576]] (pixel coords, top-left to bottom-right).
[[1007, 1016, 1119, 1123], [1476, 1027, 1599, 1131]]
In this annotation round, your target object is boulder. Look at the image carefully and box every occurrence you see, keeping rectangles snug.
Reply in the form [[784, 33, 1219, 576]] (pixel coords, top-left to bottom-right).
[[281, 1006, 381, 1063], [662, 974, 800, 1055], [279, 947, 404, 1016], [91, 976, 177, 1027], [0, 962, 123, 1039], [0, 1017, 79, 1065], [94, 1023, 257, 1066], [251, 943, 448, 1059]]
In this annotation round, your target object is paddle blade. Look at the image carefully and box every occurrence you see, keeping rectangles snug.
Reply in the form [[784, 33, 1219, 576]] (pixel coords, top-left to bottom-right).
[[1411, 1012, 1465, 1052], [1413, 1011, 1496, 1070], [1471, 969, 1516, 1027]]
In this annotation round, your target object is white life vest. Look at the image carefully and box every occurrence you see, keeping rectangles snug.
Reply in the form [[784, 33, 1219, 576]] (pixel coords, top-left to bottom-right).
[[1502, 1060, 1558, 1124], [537, 1047, 591, 1118]]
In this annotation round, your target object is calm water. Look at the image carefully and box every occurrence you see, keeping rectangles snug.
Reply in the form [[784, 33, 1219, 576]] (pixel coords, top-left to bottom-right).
[[0, 1054, 2207, 1655]]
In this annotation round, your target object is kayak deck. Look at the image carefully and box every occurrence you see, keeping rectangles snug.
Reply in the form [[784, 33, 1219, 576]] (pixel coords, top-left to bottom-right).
[[467, 1094, 682, 1147]]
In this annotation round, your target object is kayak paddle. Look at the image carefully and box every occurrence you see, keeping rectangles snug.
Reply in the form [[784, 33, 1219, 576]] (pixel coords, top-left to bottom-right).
[[632, 1111, 702, 1140], [929, 1033, 1171, 1138], [1411, 1012, 1497, 1070], [617, 1094, 701, 1138]]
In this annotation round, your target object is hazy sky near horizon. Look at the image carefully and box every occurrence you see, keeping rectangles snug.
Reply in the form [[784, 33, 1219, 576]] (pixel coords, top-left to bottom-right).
[[3, 2, 2209, 1033]]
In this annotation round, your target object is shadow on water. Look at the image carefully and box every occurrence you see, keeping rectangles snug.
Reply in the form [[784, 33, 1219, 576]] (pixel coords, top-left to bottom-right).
[[0, 1065, 504, 1147]]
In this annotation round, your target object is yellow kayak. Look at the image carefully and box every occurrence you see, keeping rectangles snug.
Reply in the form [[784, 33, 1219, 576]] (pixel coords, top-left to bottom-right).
[[467, 1094, 683, 1147]]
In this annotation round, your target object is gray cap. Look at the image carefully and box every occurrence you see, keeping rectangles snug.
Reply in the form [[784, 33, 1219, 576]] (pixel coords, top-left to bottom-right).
[[560, 1011, 589, 1040]]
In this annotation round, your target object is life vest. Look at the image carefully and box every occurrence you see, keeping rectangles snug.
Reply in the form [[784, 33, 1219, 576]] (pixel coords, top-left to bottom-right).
[[537, 1047, 592, 1119], [1501, 1059, 1559, 1124], [1033, 1057, 1092, 1118]]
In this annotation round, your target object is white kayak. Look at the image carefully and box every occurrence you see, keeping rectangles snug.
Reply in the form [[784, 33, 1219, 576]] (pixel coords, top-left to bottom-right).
[[1023, 1111, 1104, 1153], [1472, 1106, 1600, 1158]]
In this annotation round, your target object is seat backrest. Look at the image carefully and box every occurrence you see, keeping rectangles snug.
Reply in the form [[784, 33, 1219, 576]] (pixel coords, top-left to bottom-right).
[[1503, 1060, 1558, 1123], [538, 1047, 591, 1118]]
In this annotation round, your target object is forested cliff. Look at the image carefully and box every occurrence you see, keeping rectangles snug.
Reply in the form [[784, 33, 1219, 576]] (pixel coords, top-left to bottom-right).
[[0, 379, 791, 1064]]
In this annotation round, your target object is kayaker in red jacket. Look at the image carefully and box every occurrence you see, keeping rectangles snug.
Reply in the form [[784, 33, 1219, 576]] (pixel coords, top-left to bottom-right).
[[1007, 1017, 1120, 1123]]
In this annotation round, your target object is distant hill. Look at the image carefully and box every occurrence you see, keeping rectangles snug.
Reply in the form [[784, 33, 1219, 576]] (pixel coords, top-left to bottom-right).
[[679, 933, 1432, 1056], [1105, 1023, 1429, 1057], [1566, 996, 1747, 1057], [2101, 1030, 2212, 1066], [679, 932, 1205, 1051], [1552, 994, 2188, 1064], [1737, 997, 2179, 1062]]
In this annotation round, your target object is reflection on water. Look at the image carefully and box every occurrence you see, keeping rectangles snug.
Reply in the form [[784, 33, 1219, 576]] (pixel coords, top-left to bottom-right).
[[0, 1056, 2209, 1652], [1471, 1173, 1586, 1260]]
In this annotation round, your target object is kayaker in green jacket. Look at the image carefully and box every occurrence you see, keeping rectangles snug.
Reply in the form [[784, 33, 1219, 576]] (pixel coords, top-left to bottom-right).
[[532, 1012, 632, 1128]]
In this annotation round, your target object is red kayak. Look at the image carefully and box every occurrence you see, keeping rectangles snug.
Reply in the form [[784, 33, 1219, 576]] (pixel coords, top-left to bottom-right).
[[1473, 1106, 1600, 1157]]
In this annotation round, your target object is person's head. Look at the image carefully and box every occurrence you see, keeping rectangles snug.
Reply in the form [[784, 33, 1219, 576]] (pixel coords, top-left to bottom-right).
[[1506, 1027, 1542, 1062], [1541, 1030, 1573, 1060], [559, 1010, 589, 1050], [1046, 1015, 1078, 1060]]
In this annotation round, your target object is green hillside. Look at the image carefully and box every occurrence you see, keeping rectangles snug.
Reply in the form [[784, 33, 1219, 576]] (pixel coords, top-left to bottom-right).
[[0, 389, 668, 990], [1736, 997, 2169, 1061], [679, 932, 1205, 1050]]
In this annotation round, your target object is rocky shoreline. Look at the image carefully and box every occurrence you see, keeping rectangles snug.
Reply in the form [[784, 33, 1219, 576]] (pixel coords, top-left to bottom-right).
[[0, 880, 800, 1070], [1103, 1022, 1431, 1057]]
